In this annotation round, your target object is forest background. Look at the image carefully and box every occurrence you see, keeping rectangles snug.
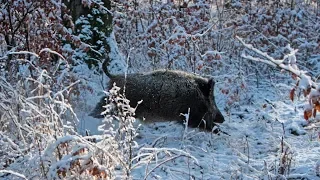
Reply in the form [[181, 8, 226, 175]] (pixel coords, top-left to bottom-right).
[[0, 0, 320, 179]]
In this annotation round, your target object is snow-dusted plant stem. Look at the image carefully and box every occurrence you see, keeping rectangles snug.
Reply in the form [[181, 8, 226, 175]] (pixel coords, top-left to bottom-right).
[[45, 84, 139, 179], [98, 83, 140, 179], [181, 108, 191, 143], [278, 123, 293, 176]]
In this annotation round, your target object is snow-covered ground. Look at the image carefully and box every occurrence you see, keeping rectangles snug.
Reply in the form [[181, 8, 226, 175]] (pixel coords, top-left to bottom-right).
[[79, 75, 320, 179]]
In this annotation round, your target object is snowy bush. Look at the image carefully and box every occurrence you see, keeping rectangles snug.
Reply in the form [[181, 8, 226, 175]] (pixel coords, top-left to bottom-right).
[[112, 0, 235, 73], [0, 49, 79, 179]]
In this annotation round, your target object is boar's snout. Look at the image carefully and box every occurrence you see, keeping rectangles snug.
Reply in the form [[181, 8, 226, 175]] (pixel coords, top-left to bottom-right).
[[203, 111, 224, 130], [214, 111, 224, 123]]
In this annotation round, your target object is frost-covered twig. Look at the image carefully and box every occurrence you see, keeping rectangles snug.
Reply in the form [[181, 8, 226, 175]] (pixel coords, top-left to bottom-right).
[[0, 170, 27, 180], [39, 48, 65, 61], [237, 36, 320, 121], [143, 154, 193, 180], [237, 36, 301, 76], [181, 108, 190, 143], [8, 51, 40, 58], [132, 147, 198, 170], [237, 36, 316, 89]]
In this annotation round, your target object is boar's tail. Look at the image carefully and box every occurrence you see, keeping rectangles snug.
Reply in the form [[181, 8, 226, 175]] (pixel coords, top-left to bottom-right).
[[102, 59, 116, 78]]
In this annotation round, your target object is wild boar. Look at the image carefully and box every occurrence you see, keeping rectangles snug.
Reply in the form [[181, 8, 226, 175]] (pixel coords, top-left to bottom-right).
[[91, 68, 224, 131]]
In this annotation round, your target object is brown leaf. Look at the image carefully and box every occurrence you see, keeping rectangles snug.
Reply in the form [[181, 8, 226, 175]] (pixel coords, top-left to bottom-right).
[[291, 73, 298, 80], [57, 169, 66, 177], [304, 110, 312, 121], [241, 83, 246, 89], [315, 103, 320, 112], [290, 88, 295, 101], [214, 54, 221, 60], [304, 111, 309, 120], [303, 87, 311, 97], [89, 166, 107, 178]]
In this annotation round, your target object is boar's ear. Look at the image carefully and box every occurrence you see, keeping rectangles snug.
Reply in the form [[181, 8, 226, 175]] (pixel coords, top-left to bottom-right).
[[208, 78, 215, 96], [208, 78, 215, 91], [196, 78, 215, 97]]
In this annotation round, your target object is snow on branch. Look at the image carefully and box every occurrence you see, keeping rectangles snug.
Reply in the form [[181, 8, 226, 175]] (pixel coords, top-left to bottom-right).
[[237, 36, 301, 76], [39, 48, 66, 61], [237, 36, 320, 121], [8, 51, 40, 58], [0, 170, 27, 180]]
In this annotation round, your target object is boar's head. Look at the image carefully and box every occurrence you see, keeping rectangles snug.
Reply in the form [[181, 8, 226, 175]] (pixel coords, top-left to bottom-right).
[[188, 78, 224, 130]]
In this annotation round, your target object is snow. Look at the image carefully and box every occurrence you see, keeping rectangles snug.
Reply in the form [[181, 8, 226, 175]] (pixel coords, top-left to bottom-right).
[[1, 1, 320, 179]]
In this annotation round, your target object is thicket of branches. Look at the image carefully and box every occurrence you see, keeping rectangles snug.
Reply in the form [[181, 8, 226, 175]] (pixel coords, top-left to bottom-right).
[[111, 0, 319, 111], [112, 0, 319, 73], [0, 0, 320, 179]]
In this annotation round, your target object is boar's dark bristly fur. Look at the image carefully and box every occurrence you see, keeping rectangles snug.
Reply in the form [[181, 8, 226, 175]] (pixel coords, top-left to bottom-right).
[[91, 69, 224, 131]]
